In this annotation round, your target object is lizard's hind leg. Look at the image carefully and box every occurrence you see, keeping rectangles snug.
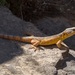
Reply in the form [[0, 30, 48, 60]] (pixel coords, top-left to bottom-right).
[[30, 39, 40, 51]]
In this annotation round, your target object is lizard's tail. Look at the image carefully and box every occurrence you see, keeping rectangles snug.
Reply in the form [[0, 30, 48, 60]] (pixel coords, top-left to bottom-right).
[[0, 34, 32, 42]]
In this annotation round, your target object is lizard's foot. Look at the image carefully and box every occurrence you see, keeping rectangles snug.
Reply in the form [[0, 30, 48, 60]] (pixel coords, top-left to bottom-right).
[[29, 45, 40, 51]]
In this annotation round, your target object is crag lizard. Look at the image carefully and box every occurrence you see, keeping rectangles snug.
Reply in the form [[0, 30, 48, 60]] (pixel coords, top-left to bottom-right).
[[0, 27, 75, 50]]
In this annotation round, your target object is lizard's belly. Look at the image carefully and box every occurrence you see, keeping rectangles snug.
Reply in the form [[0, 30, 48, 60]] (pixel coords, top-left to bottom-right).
[[39, 38, 59, 46]]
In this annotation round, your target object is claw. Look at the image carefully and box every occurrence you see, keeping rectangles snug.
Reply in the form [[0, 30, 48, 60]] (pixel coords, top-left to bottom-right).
[[29, 45, 40, 51]]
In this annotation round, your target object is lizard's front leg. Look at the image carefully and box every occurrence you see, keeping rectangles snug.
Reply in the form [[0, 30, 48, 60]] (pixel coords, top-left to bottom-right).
[[56, 40, 62, 48], [56, 40, 69, 58], [56, 40, 69, 49], [30, 39, 40, 51]]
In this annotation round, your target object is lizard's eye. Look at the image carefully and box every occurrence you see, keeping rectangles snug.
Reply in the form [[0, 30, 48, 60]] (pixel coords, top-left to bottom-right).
[[73, 29, 75, 31], [63, 33, 66, 36]]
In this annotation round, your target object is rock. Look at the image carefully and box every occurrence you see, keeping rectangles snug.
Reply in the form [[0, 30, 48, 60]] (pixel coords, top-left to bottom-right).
[[37, 66, 57, 75], [63, 50, 75, 75], [0, 6, 75, 75], [0, 6, 45, 36], [58, 69, 67, 75]]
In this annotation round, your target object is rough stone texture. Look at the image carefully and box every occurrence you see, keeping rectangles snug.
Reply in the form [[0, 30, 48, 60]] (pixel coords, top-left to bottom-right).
[[58, 69, 67, 75], [6, 0, 75, 21], [0, 6, 75, 75], [0, 6, 45, 37], [63, 50, 75, 75]]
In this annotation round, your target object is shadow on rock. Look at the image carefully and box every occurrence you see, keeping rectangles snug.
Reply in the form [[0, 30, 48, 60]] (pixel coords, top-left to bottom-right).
[[0, 40, 24, 64], [55, 53, 75, 69]]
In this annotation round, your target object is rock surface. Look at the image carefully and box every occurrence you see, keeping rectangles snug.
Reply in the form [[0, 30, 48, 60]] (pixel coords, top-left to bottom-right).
[[0, 6, 75, 75]]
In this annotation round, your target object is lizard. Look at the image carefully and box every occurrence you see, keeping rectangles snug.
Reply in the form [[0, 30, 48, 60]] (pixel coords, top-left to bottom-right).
[[0, 27, 75, 50]]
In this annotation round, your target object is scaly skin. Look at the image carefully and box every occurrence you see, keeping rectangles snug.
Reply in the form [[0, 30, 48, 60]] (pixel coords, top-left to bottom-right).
[[0, 27, 75, 50]]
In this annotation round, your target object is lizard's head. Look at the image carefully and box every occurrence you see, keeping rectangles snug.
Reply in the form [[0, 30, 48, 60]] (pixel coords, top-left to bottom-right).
[[65, 27, 75, 32], [61, 27, 75, 40], [64, 27, 75, 35]]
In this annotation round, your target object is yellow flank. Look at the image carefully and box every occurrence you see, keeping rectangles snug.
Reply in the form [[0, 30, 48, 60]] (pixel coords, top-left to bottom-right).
[[39, 37, 61, 45]]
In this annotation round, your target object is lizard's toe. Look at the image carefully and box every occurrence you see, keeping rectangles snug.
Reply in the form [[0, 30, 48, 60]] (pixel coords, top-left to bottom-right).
[[29, 45, 40, 51]]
